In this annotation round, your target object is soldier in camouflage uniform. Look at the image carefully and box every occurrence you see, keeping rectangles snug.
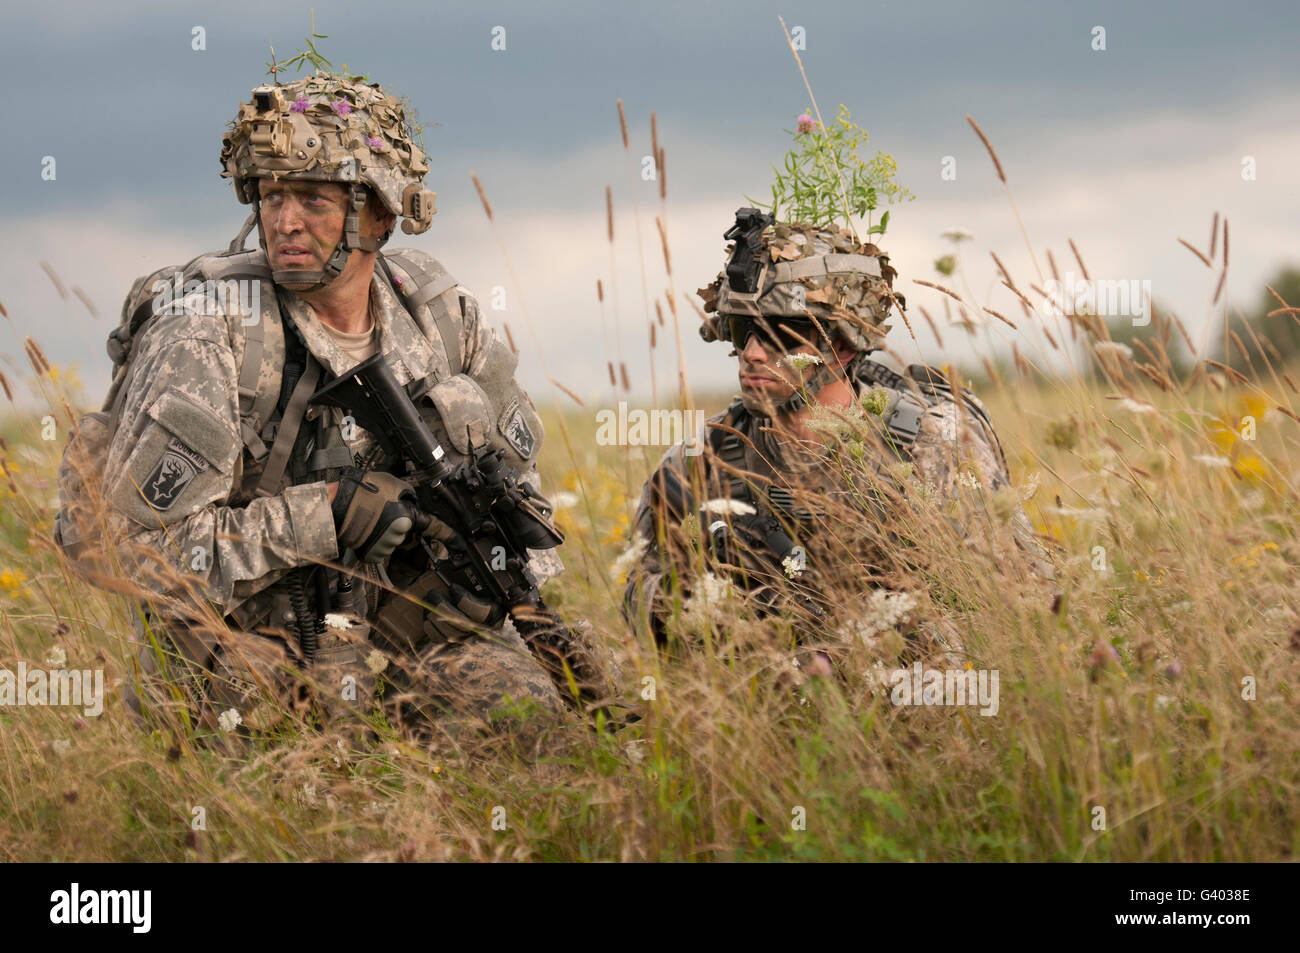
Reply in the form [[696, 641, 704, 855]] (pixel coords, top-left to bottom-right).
[[56, 72, 602, 752], [623, 209, 1050, 670]]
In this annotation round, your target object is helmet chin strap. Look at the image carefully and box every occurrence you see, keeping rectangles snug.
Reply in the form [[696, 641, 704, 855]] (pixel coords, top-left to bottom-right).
[[256, 183, 384, 294]]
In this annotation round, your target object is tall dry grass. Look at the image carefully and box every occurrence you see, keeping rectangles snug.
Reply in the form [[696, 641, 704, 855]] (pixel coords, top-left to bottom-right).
[[2, 84, 1298, 858], [1, 292, 1297, 860]]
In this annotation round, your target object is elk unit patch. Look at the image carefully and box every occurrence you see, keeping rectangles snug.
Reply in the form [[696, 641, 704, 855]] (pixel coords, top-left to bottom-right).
[[142, 436, 210, 510], [499, 399, 536, 459]]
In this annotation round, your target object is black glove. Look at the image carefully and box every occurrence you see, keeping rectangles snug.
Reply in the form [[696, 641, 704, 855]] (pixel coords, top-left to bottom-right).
[[332, 467, 430, 563]]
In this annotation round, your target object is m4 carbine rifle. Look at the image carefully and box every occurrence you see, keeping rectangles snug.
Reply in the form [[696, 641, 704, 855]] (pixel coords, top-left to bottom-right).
[[310, 354, 609, 708]]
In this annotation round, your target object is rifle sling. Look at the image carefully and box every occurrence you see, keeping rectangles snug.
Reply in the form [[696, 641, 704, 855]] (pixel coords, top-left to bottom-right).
[[255, 357, 322, 498]]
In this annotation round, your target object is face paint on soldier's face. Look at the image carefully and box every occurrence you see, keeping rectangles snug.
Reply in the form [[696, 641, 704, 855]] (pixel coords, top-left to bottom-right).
[[258, 180, 348, 275], [257, 181, 391, 287]]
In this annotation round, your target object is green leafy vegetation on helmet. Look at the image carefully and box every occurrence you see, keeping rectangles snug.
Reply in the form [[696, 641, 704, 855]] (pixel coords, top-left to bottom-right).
[[752, 104, 914, 241], [696, 212, 903, 356], [696, 107, 912, 358]]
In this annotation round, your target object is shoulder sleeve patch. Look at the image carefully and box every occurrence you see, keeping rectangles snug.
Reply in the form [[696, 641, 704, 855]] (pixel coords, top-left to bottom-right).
[[499, 397, 537, 459], [141, 436, 210, 510]]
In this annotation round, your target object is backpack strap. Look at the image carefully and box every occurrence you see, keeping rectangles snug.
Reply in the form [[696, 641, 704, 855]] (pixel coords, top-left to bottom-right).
[[856, 360, 931, 453], [860, 360, 1011, 474], [107, 233, 463, 497], [709, 398, 754, 505], [196, 254, 284, 461], [107, 250, 286, 464], [253, 308, 318, 497], [378, 250, 464, 376]]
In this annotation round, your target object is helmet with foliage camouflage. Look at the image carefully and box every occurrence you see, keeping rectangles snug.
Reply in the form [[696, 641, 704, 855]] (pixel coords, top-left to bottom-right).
[[697, 208, 901, 354], [219, 71, 438, 290]]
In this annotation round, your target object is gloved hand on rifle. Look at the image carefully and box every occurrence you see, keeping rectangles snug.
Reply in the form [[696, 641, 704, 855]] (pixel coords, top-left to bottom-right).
[[331, 466, 432, 563]]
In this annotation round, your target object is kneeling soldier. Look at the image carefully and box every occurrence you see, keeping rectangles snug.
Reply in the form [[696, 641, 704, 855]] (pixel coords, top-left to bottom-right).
[[623, 209, 1049, 672]]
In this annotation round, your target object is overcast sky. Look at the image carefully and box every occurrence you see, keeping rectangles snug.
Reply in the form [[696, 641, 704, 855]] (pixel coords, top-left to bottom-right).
[[2, 0, 1298, 412]]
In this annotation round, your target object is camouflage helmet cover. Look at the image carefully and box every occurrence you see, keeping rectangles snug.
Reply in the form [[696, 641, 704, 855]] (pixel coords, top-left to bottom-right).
[[219, 72, 436, 237], [697, 218, 902, 353]]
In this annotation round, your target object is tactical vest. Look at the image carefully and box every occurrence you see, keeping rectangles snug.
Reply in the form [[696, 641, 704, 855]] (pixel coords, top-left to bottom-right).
[[54, 219, 472, 601], [704, 359, 1007, 522]]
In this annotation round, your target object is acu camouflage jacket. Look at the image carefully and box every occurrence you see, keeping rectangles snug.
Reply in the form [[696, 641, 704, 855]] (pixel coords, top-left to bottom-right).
[[100, 245, 556, 631], [622, 359, 1050, 642]]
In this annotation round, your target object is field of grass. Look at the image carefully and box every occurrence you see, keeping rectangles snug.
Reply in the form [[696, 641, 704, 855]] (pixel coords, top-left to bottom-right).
[[0, 320, 1297, 862]]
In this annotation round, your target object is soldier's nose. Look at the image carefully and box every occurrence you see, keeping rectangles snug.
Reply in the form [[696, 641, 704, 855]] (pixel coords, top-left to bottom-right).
[[741, 333, 769, 363], [275, 198, 305, 233]]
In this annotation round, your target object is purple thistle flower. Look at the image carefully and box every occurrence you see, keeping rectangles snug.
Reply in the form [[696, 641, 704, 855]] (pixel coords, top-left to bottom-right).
[[290, 95, 310, 113], [392, 274, 404, 286], [796, 113, 815, 134], [331, 99, 352, 116], [365, 136, 385, 151]]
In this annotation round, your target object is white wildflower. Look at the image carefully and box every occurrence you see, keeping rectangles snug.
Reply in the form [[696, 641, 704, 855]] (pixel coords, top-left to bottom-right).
[[941, 227, 975, 243], [839, 589, 920, 645], [781, 553, 804, 579], [218, 708, 242, 733], [957, 470, 982, 490], [682, 572, 734, 620], [778, 352, 823, 370], [1116, 397, 1155, 414], [50, 739, 71, 758], [551, 490, 580, 510], [1155, 695, 1175, 712], [1240, 490, 1266, 510], [1094, 341, 1134, 360], [16, 446, 48, 466], [46, 646, 67, 668], [861, 659, 895, 692], [692, 572, 732, 604], [700, 498, 757, 516], [1193, 454, 1231, 468], [609, 535, 649, 581], [323, 613, 353, 630], [1018, 471, 1041, 502], [365, 650, 388, 675]]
